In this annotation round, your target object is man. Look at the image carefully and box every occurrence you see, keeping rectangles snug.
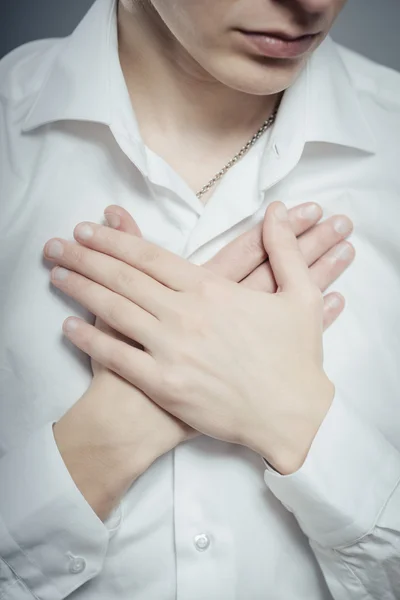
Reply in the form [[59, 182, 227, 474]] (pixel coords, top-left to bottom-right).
[[0, 0, 399, 599]]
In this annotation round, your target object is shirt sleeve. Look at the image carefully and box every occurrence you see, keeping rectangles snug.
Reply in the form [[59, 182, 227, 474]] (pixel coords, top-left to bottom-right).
[[0, 421, 122, 600], [263, 392, 400, 600]]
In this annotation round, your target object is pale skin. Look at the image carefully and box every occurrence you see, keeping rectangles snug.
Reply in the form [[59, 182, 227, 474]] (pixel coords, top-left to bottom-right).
[[118, 0, 346, 198], [48, 0, 352, 521], [49, 202, 354, 520]]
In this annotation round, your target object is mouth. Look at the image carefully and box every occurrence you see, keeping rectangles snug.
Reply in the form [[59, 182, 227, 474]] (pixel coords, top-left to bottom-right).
[[235, 29, 321, 60]]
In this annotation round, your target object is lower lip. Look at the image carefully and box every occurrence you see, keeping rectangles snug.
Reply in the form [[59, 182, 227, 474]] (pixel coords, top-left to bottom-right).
[[238, 31, 318, 59]]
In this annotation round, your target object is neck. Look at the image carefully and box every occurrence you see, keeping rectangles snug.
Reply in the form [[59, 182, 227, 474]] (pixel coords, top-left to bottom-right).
[[117, 1, 279, 141]]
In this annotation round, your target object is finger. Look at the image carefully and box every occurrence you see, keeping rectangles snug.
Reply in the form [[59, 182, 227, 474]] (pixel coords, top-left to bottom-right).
[[104, 205, 143, 237], [262, 202, 311, 292], [69, 222, 210, 292], [62, 316, 158, 392], [95, 316, 142, 348], [296, 215, 353, 267], [322, 292, 345, 331], [239, 260, 274, 291], [309, 241, 355, 292], [241, 215, 353, 293], [204, 202, 322, 282], [44, 238, 172, 318], [51, 267, 159, 349]]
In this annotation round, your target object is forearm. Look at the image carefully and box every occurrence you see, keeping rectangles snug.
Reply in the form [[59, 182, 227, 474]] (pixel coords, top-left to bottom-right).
[[53, 417, 134, 522], [54, 374, 176, 521]]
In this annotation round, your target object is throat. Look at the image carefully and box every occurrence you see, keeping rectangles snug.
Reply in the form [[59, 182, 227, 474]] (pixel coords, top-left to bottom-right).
[[117, 1, 279, 202], [142, 119, 274, 205]]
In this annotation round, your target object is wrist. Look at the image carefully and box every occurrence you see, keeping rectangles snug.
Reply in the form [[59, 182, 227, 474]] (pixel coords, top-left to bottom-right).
[[247, 375, 335, 476], [89, 372, 181, 461], [89, 373, 189, 467]]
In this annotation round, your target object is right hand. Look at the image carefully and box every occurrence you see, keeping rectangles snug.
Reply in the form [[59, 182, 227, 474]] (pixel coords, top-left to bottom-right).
[[54, 202, 354, 520]]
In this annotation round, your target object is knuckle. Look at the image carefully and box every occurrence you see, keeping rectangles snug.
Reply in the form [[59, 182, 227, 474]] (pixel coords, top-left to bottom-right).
[[102, 297, 123, 328], [103, 230, 128, 257], [160, 368, 187, 398], [115, 266, 136, 290], [197, 275, 220, 300], [243, 236, 265, 261], [178, 312, 207, 336], [68, 243, 84, 266], [137, 246, 161, 264]]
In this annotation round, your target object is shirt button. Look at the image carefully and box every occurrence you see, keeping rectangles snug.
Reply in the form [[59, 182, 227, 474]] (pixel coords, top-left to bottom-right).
[[194, 533, 211, 552], [68, 556, 86, 574]]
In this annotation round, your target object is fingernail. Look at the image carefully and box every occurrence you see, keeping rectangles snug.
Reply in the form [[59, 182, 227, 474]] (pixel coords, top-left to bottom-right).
[[45, 240, 64, 259], [333, 217, 352, 236], [53, 267, 70, 281], [105, 213, 120, 229], [299, 204, 321, 220], [325, 294, 342, 310], [332, 242, 353, 260], [63, 317, 80, 333], [75, 223, 94, 240], [275, 203, 288, 222]]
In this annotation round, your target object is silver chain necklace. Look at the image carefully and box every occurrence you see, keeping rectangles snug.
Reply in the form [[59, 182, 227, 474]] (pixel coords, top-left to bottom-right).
[[196, 107, 278, 200]]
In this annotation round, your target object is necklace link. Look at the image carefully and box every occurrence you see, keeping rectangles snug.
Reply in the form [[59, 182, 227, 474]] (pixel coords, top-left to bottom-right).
[[196, 108, 278, 200]]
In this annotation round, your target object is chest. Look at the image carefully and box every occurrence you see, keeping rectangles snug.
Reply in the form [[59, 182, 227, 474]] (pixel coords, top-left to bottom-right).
[[1, 134, 400, 453]]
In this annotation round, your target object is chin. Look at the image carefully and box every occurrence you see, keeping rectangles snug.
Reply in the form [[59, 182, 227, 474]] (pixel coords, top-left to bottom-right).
[[209, 53, 308, 96]]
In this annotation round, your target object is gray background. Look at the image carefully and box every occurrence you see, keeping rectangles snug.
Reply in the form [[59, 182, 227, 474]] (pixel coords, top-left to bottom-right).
[[0, 0, 399, 71]]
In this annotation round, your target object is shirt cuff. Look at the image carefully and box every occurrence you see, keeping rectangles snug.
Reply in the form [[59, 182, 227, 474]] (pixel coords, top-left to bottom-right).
[[0, 422, 119, 600], [263, 392, 400, 549]]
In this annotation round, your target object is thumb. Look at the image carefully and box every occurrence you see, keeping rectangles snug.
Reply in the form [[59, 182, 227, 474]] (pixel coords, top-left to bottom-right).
[[104, 205, 143, 237], [263, 201, 311, 292]]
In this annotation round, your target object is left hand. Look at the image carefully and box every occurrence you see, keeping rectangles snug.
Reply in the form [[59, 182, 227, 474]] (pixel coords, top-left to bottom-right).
[[44, 201, 335, 474]]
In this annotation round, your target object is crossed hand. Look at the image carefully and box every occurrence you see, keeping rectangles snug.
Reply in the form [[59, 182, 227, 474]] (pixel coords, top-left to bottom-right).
[[45, 201, 353, 476]]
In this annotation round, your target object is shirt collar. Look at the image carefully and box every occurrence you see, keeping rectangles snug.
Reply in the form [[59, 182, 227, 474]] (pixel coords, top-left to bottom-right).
[[22, 0, 118, 132], [22, 0, 376, 156], [304, 35, 376, 153]]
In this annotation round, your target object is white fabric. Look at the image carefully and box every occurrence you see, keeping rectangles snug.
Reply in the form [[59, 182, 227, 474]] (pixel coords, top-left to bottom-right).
[[1, 0, 400, 598]]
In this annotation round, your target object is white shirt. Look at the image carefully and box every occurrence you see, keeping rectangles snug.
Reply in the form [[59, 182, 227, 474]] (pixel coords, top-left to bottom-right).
[[1, 0, 400, 599]]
